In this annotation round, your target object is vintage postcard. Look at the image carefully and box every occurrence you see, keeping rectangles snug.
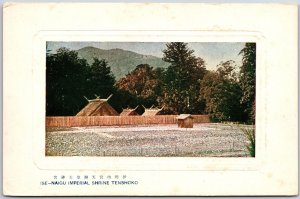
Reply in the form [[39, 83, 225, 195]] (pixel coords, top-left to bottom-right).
[[3, 3, 298, 196]]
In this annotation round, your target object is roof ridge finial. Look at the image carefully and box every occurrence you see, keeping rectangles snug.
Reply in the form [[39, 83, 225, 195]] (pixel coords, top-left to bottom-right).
[[102, 94, 113, 102], [134, 105, 139, 110], [159, 105, 165, 111], [84, 96, 89, 102]]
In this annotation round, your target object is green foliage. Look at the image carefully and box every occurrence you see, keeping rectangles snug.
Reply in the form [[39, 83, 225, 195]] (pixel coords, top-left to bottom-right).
[[46, 48, 90, 116], [241, 127, 255, 157], [161, 42, 207, 114], [239, 43, 256, 124], [86, 58, 116, 99], [200, 61, 246, 122], [46, 48, 116, 116]]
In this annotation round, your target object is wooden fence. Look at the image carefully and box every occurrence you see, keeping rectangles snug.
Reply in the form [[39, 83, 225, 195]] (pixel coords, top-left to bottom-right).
[[46, 115, 210, 127]]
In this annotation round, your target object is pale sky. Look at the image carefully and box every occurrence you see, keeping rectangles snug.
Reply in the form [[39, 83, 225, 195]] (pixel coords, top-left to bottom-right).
[[47, 42, 245, 70]]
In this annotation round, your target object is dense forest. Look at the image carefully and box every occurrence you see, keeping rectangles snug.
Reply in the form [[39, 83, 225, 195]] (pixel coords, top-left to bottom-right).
[[46, 42, 255, 124]]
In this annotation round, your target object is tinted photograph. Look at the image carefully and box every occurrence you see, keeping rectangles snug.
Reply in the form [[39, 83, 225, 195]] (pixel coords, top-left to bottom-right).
[[46, 42, 256, 157]]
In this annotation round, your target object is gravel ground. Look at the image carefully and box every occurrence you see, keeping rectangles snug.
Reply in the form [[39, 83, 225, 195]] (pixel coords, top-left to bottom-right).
[[46, 123, 253, 157]]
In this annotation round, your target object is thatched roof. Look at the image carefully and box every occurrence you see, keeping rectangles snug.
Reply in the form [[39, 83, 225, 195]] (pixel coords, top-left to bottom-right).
[[120, 106, 139, 116], [142, 105, 164, 116], [76, 94, 119, 116]]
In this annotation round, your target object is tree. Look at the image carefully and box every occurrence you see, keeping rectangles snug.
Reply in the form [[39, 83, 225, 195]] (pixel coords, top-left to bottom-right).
[[86, 58, 116, 99], [239, 43, 256, 124], [116, 64, 163, 109], [200, 60, 245, 122], [46, 48, 89, 116], [161, 42, 207, 114], [46, 49, 117, 116]]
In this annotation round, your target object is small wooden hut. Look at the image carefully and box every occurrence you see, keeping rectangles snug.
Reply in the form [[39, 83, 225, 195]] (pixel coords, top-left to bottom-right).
[[76, 94, 119, 116], [142, 105, 164, 116], [176, 114, 194, 128], [120, 106, 139, 116]]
